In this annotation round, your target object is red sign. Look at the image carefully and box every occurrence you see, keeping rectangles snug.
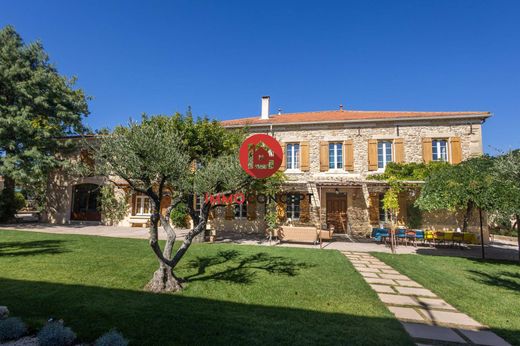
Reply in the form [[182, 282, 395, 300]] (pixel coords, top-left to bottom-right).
[[239, 134, 283, 178]]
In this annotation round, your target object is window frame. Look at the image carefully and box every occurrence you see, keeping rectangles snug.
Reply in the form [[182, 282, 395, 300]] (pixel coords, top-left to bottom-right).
[[286, 194, 301, 220], [328, 142, 343, 170], [135, 194, 151, 216], [377, 140, 393, 170], [432, 139, 449, 162], [234, 202, 248, 220], [286, 143, 301, 170]]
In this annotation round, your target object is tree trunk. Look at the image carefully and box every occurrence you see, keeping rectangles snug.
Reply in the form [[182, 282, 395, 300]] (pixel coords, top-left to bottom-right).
[[145, 262, 183, 293], [0, 176, 16, 222], [479, 208, 485, 260], [462, 201, 474, 233], [516, 214, 520, 265]]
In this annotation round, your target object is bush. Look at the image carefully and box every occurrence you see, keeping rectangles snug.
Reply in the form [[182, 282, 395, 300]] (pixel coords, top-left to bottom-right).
[[170, 202, 189, 228], [0, 317, 27, 342], [95, 329, 129, 346], [37, 321, 76, 346]]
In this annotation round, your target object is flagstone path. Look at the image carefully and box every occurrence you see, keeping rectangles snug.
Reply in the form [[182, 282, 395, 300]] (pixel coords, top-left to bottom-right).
[[342, 251, 511, 346]]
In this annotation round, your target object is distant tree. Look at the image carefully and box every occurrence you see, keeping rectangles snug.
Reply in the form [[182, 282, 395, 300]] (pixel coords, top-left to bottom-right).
[[0, 25, 89, 220], [89, 114, 283, 292], [493, 150, 520, 263]]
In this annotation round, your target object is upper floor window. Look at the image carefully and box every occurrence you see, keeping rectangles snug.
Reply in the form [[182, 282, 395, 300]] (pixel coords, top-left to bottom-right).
[[329, 143, 343, 169], [286, 194, 300, 220], [234, 203, 247, 220], [377, 141, 393, 169], [135, 194, 151, 215], [432, 139, 448, 162], [286, 143, 300, 170]]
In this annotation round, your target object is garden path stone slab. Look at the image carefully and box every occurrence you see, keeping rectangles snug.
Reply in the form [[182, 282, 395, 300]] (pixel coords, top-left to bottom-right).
[[395, 280, 422, 287], [357, 267, 380, 273], [378, 294, 421, 306], [388, 307, 425, 322], [401, 323, 466, 343], [394, 286, 437, 297], [415, 298, 456, 311], [369, 284, 395, 293], [417, 309, 482, 327], [380, 269, 400, 275], [458, 329, 511, 346], [364, 277, 396, 285], [359, 271, 379, 278], [379, 273, 409, 280]]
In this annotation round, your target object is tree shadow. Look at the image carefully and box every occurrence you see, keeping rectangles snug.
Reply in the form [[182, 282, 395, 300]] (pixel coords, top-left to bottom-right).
[[0, 240, 69, 257], [467, 269, 520, 293], [183, 250, 314, 284]]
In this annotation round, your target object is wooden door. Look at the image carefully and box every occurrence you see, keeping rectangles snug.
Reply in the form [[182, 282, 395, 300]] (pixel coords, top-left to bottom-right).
[[326, 192, 348, 233], [71, 184, 102, 221]]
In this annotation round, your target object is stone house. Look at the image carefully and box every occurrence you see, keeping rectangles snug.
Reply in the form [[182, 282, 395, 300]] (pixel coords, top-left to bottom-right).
[[216, 96, 491, 238], [43, 96, 491, 240]]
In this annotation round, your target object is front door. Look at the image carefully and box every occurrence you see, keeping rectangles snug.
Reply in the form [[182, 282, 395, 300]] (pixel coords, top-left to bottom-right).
[[326, 192, 348, 233], [71, 184, 102, 221]]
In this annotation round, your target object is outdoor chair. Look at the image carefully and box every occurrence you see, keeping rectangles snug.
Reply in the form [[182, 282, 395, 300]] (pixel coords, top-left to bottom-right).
[[396, 228, 407, 245], [434, 231, 446, 246], [452, 232, 464, 249], [425, 231, 435, 246], [414, 230, 425, 245], [372, 228, 389, 243], [405, 230, 417, 246]]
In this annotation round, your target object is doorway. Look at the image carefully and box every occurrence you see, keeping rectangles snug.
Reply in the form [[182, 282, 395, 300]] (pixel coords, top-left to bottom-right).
[[70, 183, 101, 221], [326, 192, 348, 233]]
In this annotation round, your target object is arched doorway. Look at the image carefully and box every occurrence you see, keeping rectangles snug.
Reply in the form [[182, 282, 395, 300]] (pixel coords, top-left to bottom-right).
[[70, 183, 101, 221]]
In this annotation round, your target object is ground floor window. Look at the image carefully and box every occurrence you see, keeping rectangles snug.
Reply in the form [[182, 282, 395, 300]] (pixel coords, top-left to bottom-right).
[[286, 194, 300, 220], [135, 194, 151, 215], [234, 203, 247, 219]]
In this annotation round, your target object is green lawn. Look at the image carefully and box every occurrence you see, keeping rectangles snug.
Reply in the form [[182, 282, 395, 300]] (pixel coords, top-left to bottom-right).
[[374, 253, 520, 346], [0, 230, 411, 345]]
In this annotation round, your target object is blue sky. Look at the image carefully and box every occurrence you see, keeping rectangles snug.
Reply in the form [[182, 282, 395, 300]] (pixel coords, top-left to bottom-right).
[[2, 0, 519, 153]]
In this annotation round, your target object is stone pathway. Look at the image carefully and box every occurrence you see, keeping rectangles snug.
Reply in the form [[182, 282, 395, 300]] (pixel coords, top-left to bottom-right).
[[342, 251, 511, 346]]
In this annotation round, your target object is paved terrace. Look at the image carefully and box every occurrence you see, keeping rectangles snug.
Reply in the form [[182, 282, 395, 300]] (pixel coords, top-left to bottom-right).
[[0, 224, 518, 261]]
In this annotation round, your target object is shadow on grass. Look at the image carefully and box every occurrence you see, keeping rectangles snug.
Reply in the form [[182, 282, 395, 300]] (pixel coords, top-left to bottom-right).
[[468, 269, 520, 293], [183, 250, 313, 284], [0, 240, 69, 257], [0, 278, 414, 346]]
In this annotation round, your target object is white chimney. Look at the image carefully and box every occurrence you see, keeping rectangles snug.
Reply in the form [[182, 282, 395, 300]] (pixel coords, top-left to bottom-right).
[[261, 96, 270, 120]]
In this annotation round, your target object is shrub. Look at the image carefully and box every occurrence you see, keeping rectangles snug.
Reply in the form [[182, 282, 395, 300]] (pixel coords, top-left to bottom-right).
[[37, 321, 76, 346], [0, 317, 27, 342], [95, 329, 129, 346], [170, 202, 189, 228]]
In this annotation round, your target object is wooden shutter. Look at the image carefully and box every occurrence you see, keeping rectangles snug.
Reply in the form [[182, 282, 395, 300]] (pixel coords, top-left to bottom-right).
[[131, 193, 137, 215], [247, 200, 257, 220], [368, 139, 378, 171], [299, 194, 310, 223], [225, 204, 234, 220], [279, 143, 286, 171], [300, 142, 310, 171], [319, 142, 329, 172], [450, 137, 462, 164], [276, 194, 287, 222], [394, 138, 405, 163], [368, 193, 379, 225], [422, 138, 432, 164], [160, 195, 171, 216], [344, 140, 354, 172]]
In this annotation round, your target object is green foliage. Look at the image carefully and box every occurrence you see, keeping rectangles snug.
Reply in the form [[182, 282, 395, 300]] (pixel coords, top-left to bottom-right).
[[98, 185, 128, 225], [369, 162, 448, 181], [0, 25, 89, 220], [170, 202, 189, 228], [37, 321, 76, 346], [265, 207, 279, 230], [95, 329, 129, 346], [406, 203, 422, 229], [493, 150, 520, 218], [0, 317, 27, 341]]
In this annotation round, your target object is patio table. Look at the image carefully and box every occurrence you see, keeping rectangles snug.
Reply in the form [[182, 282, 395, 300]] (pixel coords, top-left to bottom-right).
[[424, 230, 478, 244]]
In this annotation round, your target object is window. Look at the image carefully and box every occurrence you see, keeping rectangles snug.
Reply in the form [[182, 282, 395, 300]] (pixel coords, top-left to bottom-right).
[[286, 143, 300, 170], [286, 194, 301, 220], [378, 193, 390, 223], [432, 139, 448, 162], [135, 194, 151, 215], [329, 143, 343, 169], [234, 203, 248, 219], [194, 195, 203, 212], [377, 141, 393, 169]]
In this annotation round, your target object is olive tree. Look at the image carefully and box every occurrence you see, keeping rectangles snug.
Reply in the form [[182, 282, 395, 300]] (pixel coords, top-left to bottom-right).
[[89, 114, 274, 292]]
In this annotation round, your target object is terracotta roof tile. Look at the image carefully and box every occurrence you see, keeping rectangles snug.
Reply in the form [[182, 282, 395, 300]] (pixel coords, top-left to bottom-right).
[[221, 110, 490, 127]]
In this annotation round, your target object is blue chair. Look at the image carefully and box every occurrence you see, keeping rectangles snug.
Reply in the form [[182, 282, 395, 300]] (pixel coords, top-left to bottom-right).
[[396, 228, 407, 244], [372, 228, 389, 242]]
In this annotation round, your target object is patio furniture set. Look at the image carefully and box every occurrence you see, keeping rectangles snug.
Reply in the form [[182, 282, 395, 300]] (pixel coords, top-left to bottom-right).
[[371, 228, 478, 247]]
